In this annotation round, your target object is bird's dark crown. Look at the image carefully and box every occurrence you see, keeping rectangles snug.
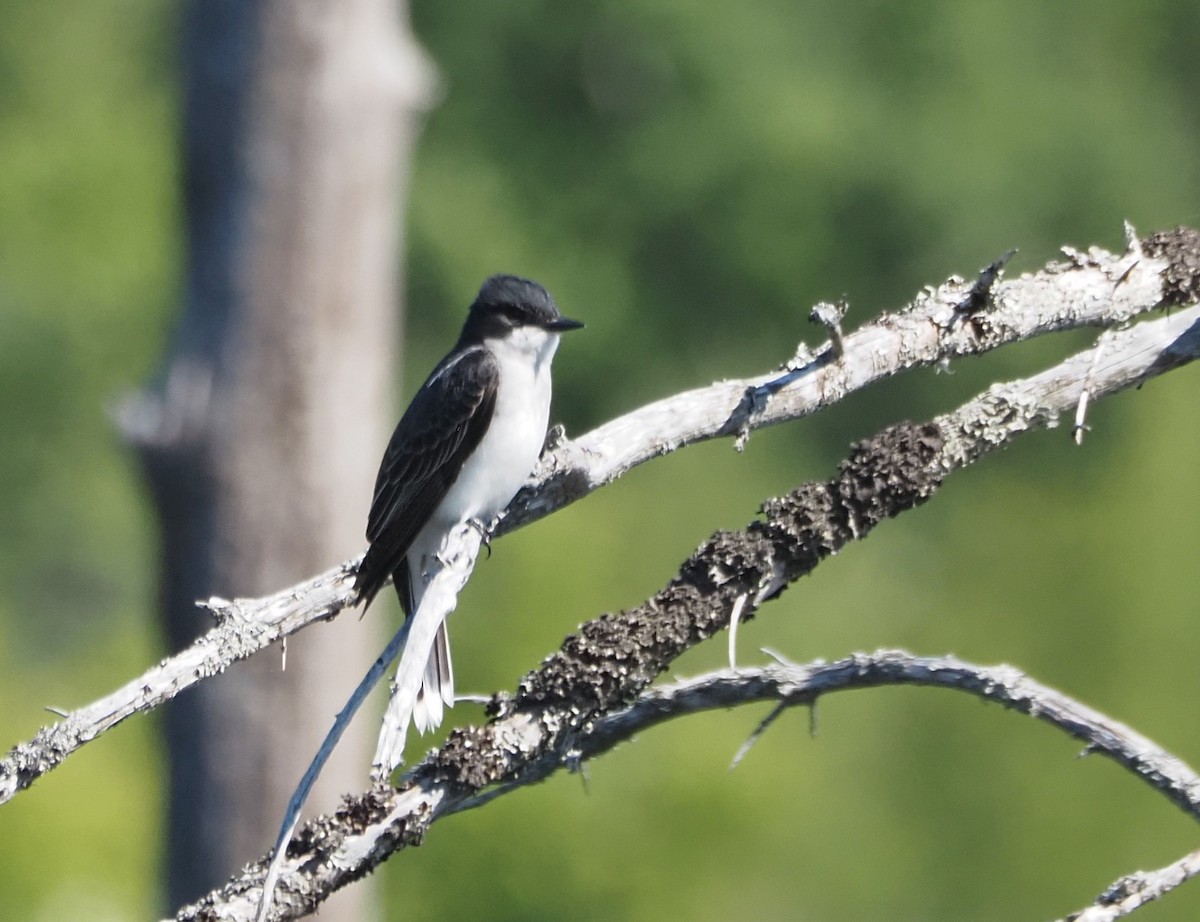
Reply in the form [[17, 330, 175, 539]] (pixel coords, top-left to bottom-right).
[[459, 275, 581, 342]]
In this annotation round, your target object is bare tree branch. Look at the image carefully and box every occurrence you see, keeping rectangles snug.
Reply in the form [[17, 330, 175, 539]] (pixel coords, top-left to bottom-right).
[[456, 652, 1200, 820], [4, 228, 1198, 807], [502, 224, 1200, 527], [1060, 849, 1200, 921], [0, 564, 359, 805], [169, 294, 1200, 919], [175, 649, 1200, 919], [2, 228, 1198, 921]]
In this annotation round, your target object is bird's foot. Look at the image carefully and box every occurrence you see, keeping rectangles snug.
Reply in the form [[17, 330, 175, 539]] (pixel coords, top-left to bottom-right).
[[467, 517, 494, 558]]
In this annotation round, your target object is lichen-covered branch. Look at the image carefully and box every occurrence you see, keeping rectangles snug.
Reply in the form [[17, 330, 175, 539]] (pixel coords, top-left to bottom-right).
[[4, 228, 1198, 806], [172, 298, 1200, 920]]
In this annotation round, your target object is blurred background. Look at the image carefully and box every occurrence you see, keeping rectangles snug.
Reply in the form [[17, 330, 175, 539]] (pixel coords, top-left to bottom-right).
[[2, 1, 1200, 920]]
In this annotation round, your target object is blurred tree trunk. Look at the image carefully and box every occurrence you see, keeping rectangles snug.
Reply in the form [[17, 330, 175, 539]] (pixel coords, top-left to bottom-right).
[[123, 0, 434, 915]]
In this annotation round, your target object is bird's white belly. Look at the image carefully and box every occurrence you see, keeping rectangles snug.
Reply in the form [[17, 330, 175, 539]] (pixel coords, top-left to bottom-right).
[[436, 359, 550, 528]]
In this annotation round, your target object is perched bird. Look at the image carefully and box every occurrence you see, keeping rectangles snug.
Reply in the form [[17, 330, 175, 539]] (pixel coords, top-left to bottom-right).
[[260, 277, 577, 918], [355, 274, 583, 737]]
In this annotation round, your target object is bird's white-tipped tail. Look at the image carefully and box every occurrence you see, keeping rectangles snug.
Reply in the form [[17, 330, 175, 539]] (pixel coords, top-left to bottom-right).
[[372, 524, 480, 777], [413, 623, 455, 735]]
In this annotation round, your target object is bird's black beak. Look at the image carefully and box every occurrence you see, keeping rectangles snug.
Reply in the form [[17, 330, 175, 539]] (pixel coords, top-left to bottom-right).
[[546, 316, 585, 332]]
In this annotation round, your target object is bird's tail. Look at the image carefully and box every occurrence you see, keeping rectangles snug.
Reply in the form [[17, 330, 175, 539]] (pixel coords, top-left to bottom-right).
[[373, 607, 441, 772], [373, 588, 458, 773], [412, 622, 455, 734], [372, 524, 482, 776]]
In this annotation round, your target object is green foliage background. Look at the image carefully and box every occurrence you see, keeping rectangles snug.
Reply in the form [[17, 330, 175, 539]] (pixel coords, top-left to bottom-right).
[[2, 1, 1199, 919]]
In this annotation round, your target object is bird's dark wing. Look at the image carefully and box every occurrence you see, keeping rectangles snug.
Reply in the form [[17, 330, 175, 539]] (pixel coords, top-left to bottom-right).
[[355, 346, 499, 610]]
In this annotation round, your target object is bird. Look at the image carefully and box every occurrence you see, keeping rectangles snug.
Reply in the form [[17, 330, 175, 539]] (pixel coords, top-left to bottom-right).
[[259, 278, 576, 917], [354, 274, 583, 741]]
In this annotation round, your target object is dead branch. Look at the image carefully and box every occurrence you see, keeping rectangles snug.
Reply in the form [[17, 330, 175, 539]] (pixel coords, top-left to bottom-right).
[[1060, 848, 1200, 921], [171, 293, 1200, 919], [3, 227, 1198, 806]]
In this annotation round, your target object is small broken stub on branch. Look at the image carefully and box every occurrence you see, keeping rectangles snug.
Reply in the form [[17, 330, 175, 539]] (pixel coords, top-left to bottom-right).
[[810, 299, 849, 357]]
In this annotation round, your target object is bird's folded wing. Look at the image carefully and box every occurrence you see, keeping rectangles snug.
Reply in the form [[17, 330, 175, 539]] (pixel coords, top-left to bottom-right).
[[356, 346, 499, 608]]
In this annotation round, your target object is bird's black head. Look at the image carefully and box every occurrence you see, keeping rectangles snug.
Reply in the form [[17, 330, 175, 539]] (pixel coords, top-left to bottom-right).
[[460, 275, 584, 343]]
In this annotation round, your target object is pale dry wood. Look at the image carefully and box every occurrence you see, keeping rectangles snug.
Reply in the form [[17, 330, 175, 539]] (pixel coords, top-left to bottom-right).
[[3, 231, 1190, 805], [504, 226, 1172, 528], [1061, 849, 1200, 921], [173, 298, 1200, 920], [3, 229, 1199, 921], [177, 650, 1200, 920]]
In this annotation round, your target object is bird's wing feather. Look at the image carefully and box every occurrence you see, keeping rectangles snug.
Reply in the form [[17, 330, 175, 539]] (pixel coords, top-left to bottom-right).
[[355, 346, 499, 609]]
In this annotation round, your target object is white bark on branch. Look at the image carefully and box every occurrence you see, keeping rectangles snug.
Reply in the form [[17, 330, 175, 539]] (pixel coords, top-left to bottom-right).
[[166, 267, 1199, 918], [499, 224, 1198, 528], [1062, 849, 1200, 922], [177, 650, 1200, 920], [3, 227, 1197, 806], [0, 564, 359, 805], [454, 651, 1200, 820], [3, 229, 1199, 921]]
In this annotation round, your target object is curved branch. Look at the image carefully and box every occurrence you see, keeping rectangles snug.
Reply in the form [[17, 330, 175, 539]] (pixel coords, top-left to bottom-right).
[[176, 650, 1200, 920], [454, 651, 1200, 820], [3, 228, 1198, 805], [173, 301, 1200, 919]]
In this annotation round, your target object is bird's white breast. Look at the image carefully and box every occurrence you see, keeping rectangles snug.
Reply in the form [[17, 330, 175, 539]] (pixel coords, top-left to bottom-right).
[[431, 326, 560, 530]]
